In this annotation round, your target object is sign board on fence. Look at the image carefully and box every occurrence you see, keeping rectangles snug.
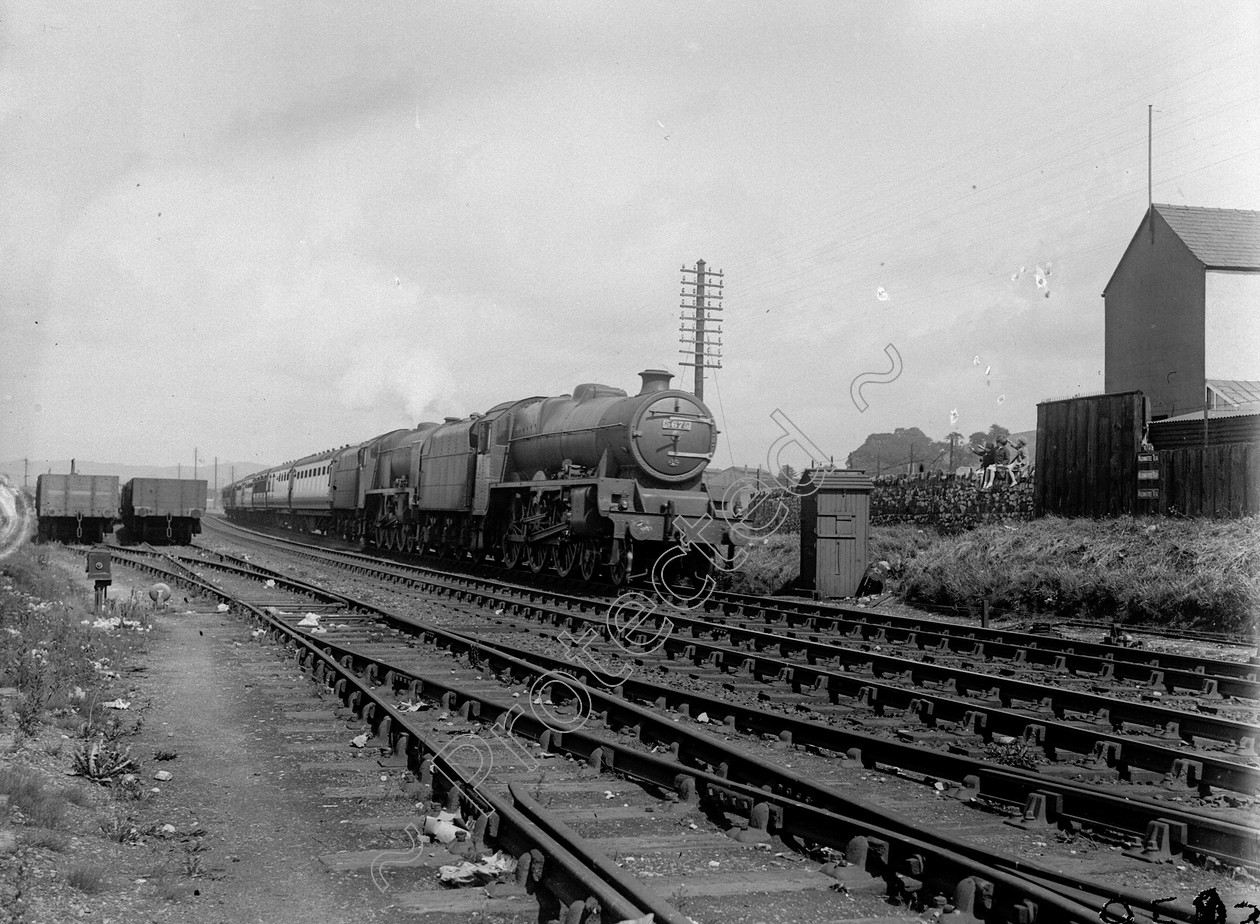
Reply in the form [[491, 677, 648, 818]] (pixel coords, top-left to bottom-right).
[[1137, 452, 1158, 463], [1137, 488, 1159, 499], [1137, 470, 1159, 481]]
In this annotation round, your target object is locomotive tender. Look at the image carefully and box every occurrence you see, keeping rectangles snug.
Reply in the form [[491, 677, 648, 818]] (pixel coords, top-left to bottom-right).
[[223, 370, 743, 585]]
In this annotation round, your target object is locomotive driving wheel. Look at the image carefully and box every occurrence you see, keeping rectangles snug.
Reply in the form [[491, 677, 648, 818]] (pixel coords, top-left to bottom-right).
[[552, 541, 578, 578], [500, 528, 522, 569], [607, 539, 632, 587], [577, 540, 599, 581], [526, 543, 548, 573]]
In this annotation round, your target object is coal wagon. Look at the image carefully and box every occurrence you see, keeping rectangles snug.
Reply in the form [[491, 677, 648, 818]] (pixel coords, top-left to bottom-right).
[[35, 474, 118, 543], [121, 478, 207, 544]]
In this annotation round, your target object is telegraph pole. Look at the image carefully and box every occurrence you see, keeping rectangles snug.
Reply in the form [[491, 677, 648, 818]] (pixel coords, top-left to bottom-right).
[[679, 259, 723, 400], [194, 447, 198, 480], [214, 457, 218, 511]]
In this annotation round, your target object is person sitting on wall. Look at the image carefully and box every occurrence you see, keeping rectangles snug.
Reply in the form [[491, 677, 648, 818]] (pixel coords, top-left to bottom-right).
[[971, 441, 996, 486], [1006, 438, 1029, 484], [982, 437, 1015, 490]]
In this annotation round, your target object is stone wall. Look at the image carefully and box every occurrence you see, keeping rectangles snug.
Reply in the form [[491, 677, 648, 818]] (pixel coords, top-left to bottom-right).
[[870, 472, 1035, 529]]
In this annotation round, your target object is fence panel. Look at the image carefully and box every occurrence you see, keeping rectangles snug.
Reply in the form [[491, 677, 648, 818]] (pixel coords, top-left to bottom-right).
[[1035, 392, 1144, 517], [1157, 443, 1257, 517]]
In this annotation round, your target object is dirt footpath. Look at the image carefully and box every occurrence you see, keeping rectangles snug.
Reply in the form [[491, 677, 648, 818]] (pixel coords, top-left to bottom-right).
[[2, 548, 444, 924], [123, 608, 401, 923]]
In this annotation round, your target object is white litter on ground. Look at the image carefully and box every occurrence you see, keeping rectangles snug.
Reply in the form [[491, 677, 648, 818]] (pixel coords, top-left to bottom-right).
[[437, 850, 515, 886], [423, 811, 466, 845]]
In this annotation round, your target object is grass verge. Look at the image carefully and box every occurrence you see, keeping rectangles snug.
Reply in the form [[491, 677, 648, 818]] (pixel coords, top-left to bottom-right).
[[716, 516, 1258, 633], [1, 544, 152, 740], [873, 516, 1258, 633]]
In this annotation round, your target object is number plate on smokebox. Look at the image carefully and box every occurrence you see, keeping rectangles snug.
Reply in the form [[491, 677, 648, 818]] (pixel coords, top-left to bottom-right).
[[662, 419, 692, 431]]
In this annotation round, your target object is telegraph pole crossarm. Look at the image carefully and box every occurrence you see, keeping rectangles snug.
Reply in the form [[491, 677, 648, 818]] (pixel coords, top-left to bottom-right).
[[678, 259, 724, 400]]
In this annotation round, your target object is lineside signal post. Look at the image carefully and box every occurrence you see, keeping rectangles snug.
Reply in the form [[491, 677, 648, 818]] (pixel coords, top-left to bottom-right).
[[86, 548, 112, 611]]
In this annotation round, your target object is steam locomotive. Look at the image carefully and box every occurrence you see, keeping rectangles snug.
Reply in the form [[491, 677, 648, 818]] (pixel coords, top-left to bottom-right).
[[222, 370, 743, 586]]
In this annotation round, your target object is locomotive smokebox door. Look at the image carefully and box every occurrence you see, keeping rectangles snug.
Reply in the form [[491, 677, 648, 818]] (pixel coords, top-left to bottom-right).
[[86, 549, 112, 583]]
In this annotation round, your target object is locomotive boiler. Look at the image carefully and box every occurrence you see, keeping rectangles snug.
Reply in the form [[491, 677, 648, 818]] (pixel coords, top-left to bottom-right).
[[223, 370, 742, 586]]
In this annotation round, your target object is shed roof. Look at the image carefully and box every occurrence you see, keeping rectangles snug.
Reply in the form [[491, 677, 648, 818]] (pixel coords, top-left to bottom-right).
[[1206, 379, 1260, 409], [1154, 204, 1260, 269], [1153, 406, 1260, 424]]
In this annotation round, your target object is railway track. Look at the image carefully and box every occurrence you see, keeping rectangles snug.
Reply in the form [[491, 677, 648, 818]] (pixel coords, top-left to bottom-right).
[[108, 526, 1260, 921], [208, 515, 1260, 689], [196, 520, 1260, 797]]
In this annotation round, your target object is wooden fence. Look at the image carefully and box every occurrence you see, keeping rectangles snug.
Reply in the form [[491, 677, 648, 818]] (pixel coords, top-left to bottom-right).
[[1037, 391, 1258, 518], [1034, 392, 1145, 517], [1153, 443, 1260, 517]]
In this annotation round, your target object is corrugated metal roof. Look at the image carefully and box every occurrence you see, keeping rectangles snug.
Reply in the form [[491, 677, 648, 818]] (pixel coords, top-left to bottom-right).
[[1206, 379, 1260, 408], [1147, 409, 1260, 449], [1153, 406, 1260, 424], [1155, 204, 1260, 269]]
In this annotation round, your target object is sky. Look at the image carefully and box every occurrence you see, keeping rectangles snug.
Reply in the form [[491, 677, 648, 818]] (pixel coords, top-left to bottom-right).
[[2, 0, 1258, 476]]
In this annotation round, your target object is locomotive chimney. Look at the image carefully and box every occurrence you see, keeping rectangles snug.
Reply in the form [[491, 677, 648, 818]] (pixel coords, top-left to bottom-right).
[[637, 369, 674, 395]]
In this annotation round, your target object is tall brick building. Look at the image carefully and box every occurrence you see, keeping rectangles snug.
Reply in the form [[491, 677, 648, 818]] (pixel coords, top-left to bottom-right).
[[1102, 204, 1260, 419]]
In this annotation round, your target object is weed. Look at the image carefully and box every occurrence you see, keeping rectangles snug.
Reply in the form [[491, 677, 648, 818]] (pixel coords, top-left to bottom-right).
[[99, 809, 141, 843], [66, 863, 108, 893], [21, 827, 70, 851], [107, 774, 148, 803], [153, 749, 178, 761], [62, 785, 91, 807], [183, 847, 204, 878], [530, 770, 548, 802], [982, 739, 1043, 770], [72, 740, 138, 783], [0, 767, 68, 828], [668, 883, 691, 913]]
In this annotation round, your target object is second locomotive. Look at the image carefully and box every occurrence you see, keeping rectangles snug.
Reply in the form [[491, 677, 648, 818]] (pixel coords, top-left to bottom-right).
[[223, 369, 743, 586]]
